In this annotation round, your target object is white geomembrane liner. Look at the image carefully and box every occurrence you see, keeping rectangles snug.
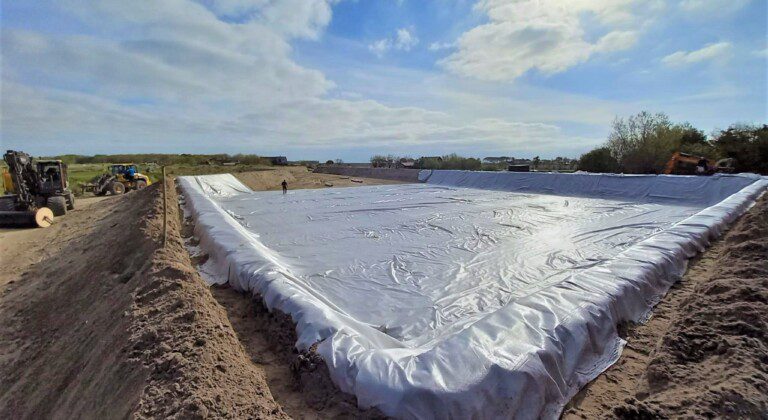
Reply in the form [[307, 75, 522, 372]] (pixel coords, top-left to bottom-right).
[[179, 171, 767, 419]]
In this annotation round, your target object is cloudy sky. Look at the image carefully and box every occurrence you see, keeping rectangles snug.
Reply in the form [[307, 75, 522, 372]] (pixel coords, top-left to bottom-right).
[[2, 0, 766, 161]]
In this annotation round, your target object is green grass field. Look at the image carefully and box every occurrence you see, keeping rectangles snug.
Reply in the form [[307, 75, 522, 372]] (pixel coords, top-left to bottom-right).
[[1, 163, 275, 196]]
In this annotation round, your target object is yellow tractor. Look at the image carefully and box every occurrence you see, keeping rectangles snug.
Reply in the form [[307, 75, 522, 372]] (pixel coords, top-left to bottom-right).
[[108, 164, 151, 191], [83, 163, 152, 196]]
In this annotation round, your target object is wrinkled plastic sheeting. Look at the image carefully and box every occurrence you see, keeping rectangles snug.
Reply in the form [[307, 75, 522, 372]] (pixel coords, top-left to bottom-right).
[[179, 171, 767, 419]]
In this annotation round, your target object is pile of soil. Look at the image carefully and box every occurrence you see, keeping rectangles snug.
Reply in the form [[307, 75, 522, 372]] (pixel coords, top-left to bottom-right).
[[565, 193, 768, 418], [0, 183, 286, 418], [234, 167, 403, 191]]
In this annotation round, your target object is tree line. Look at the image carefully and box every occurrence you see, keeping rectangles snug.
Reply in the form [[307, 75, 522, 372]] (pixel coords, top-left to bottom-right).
[[44, 153, 274, 166], [370, 154, 484, 170], [578, 111, 768, 175]]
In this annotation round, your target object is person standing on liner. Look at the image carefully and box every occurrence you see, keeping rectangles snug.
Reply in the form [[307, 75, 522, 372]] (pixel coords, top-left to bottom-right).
[[282, 180, 288, 194]]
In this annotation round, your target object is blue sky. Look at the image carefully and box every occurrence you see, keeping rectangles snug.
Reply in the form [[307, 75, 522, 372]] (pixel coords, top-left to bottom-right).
[[1, 0, 766, 162]]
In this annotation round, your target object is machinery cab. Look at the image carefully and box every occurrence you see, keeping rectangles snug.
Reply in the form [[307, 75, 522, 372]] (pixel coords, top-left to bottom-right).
[[109, 163, 137, 178], [37, 160, 69, 194]]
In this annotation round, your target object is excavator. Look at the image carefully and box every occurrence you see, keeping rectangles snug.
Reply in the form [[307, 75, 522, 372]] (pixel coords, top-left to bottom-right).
[[0, 150, 75, 228], [663, 152, 735, 175]]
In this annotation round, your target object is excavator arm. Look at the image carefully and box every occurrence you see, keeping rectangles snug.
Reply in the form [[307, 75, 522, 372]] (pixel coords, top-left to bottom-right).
[[663, 152, 712, 175]]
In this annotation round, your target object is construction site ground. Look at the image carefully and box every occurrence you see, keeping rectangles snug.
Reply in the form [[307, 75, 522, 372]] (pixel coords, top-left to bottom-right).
[[0, 167, 765, 418]]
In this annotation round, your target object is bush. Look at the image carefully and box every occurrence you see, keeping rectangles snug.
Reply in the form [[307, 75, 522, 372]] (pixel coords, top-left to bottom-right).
[[578, 147, 620, 173], [605, 112, 679, 173], [418, 154, 482, 170], [600, 111, 721, 174], [712, 124, 768, 174], [580, 112, 766, 175]]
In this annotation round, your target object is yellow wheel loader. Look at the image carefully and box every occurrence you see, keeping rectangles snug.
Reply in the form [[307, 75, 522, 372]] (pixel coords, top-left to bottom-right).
[[82, 164, 152, 196]]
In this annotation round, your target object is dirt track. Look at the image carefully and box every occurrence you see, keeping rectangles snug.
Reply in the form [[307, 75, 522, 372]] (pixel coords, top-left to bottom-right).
[[1, 170, 765, 418]]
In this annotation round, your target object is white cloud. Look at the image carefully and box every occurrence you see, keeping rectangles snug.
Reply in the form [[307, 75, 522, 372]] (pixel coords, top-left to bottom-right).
[[595, 30, 639, 53], [368, 38, 392, 57], [440, 0, 646, 81], [395, 28, 419, 50], [2, 1, 571, 157], [661, 42, 732, 67], [429, 41, 455, 52], [679, 0, 751, 15], [368, 28, 419, 57], [2, 79, 568, 154]]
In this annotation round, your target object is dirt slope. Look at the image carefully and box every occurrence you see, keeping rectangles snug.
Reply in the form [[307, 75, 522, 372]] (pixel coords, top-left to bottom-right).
[[0, 184, 286, 419], [209, 290, 384, 419], [564, 193, 768, 419], [234, 166, 403, 191]]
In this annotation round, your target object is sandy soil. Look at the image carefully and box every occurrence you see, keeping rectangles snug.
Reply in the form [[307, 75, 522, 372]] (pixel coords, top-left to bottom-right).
[[0, 196, 109, 287], [564, 193, 768, 419], [207, 289, 385, 419], [233, 166, 404, 191], [1, 168, 764, 419], [0, 183, 287, 419]]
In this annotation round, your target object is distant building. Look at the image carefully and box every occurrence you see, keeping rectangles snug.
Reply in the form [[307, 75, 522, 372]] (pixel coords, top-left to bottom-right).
[[507, 164, 530, 172], [264, 156, 288, 165]]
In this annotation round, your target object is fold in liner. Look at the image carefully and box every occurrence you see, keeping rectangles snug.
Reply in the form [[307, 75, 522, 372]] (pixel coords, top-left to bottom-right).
[[180, 171, 767, 419]]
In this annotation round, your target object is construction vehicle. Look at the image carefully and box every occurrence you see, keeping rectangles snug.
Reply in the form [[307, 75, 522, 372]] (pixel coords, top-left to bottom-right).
[[0, 150, 75, 228], [663, 152, 736, 175], [82, 163, 151, 196]]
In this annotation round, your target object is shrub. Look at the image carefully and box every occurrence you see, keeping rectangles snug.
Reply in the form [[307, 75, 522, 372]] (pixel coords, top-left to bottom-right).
[[712, 124, 768, 174], [578, 147, 620, 173], [602, 111, 722, 173]]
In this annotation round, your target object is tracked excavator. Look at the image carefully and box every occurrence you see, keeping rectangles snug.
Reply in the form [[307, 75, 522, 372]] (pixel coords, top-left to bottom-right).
[[663, 152, 736, 175], [0, 150, 75, 228]]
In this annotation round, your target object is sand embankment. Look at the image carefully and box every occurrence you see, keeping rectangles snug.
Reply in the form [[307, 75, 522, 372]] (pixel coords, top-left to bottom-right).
[[0, 183, 286, 419], [313, 165, 420, 182], [234, 166, 406, 190]]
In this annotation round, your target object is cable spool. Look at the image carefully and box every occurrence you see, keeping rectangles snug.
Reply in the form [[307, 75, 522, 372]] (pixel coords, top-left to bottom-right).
[[35, 207, 54, 228], [0, 207, 54, 228]]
